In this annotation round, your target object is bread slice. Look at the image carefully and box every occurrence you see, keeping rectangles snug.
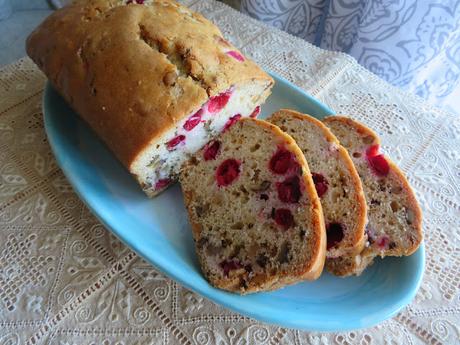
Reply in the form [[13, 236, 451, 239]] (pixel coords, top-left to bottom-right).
[[26, 0, 273, 197], [323, 116, 423, 276], [180, 118, 326, 293], [267, 109, 367, 259]]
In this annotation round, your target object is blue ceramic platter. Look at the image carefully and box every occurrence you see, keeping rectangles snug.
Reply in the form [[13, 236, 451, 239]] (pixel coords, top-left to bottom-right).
[[43, 72, 424, 332]]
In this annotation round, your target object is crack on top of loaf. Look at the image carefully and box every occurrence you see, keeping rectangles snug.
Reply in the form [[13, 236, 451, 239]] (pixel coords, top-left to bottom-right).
[[138, 24, 187, 78], [79, 3, 107, 22], [138, 24, 210, 93]]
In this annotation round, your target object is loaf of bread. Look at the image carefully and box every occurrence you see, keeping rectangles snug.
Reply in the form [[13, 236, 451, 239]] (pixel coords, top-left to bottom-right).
[[323, 116, 423, 276], [268, 110, 367, 260], [26, 0, 273, 196], [180, 118, 326, 293]]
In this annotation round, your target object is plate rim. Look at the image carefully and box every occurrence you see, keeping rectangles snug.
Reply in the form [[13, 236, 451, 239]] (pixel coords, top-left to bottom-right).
[[42, 70, 425, 332]]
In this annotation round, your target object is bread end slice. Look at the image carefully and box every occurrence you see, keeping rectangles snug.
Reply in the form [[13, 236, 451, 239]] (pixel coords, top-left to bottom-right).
[[323, 115, 423, 276]]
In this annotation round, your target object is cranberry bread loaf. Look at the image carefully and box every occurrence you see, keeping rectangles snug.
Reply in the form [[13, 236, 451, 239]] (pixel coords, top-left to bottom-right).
[[180, 118, 326, 293], [26, 0, 273, 197], [323, 116, 423, 276], [268, 110, 367, 259]]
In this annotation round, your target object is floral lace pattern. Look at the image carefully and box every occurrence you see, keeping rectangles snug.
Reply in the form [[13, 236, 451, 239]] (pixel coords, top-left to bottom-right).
[[0, 1, 459, 344]]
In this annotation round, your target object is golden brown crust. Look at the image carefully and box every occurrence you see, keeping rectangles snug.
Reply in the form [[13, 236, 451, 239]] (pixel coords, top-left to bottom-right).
[[269, 109, 367, 257], [323, 115, 423, 276], [26, 0, 273, 169], [324, 115, 382, 146]]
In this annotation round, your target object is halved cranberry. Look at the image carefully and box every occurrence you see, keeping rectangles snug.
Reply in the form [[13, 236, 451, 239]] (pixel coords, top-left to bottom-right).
[[277, 176, 301, 203], [368, 154, 390, 177], [366, 144, 380, 157], [326, 223, 345, 250], [223, 114, 242, 132], [183, 109, 203, 131], [365, 144, 389, 176], [203, 140, 221, 161], [166, 135, 186, 150], [226, 50, 245, 62], [274, 208, 294, 229], [376, 236, 390, 249], [311, 173, 328, 197], [249, 106, 261, 118], [220, 259, 242, 277], [155, 178, 170, 190], [208, 90, 232, 113], [216, 159, 241, 187], [269, 149, 297, 175]]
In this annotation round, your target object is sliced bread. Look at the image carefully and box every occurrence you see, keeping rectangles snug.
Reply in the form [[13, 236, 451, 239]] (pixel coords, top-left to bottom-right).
[[267, 109, 367, 259], [180, 118, 326, 293], [323, 116, 423, 276]]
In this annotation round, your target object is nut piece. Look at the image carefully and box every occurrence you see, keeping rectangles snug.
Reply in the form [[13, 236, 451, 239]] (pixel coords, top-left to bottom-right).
[[363, 135, 374, 144], [163, 71, 177, 86], [406, 208, 415, 225], [251, 180, 271, 192]]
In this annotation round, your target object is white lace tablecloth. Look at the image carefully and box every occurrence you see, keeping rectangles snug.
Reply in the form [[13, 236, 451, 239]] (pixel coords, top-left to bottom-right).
[[1, 1, 459, 344]]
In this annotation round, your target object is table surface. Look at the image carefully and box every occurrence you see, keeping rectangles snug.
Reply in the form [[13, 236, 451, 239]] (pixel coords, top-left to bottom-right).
[[0, 1, 459, 344]]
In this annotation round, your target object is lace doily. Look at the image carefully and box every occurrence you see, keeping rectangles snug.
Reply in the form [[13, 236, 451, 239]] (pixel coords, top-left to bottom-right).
[[0, 1, 459, 344]]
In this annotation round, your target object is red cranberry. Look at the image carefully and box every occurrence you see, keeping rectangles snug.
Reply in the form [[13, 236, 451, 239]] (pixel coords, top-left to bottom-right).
[[203, 140, 221, 161], [166, 135, 186, 150], [183, 109, 203, 131], [366, 144, 380, 157], [249, 106, 261, 118], [277, 176, 301, 203], [223, 114, 242, 132], [226, 50, 245, 62], [208, 90, 232, 113], [368, 154, 390, 177], [155, 178, 170, 190], [311, 173, 328, 197], [274, 208, 294, 229], [376, 236, 390, 249], [326, 223, 345, 250], [219, 259, 242, 277], [216, 159, 241, 187], [269, 149, 297, 175]]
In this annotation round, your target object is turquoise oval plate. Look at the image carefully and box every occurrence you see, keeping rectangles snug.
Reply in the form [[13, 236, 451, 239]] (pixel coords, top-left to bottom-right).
[[43, 72, 424, 331]]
